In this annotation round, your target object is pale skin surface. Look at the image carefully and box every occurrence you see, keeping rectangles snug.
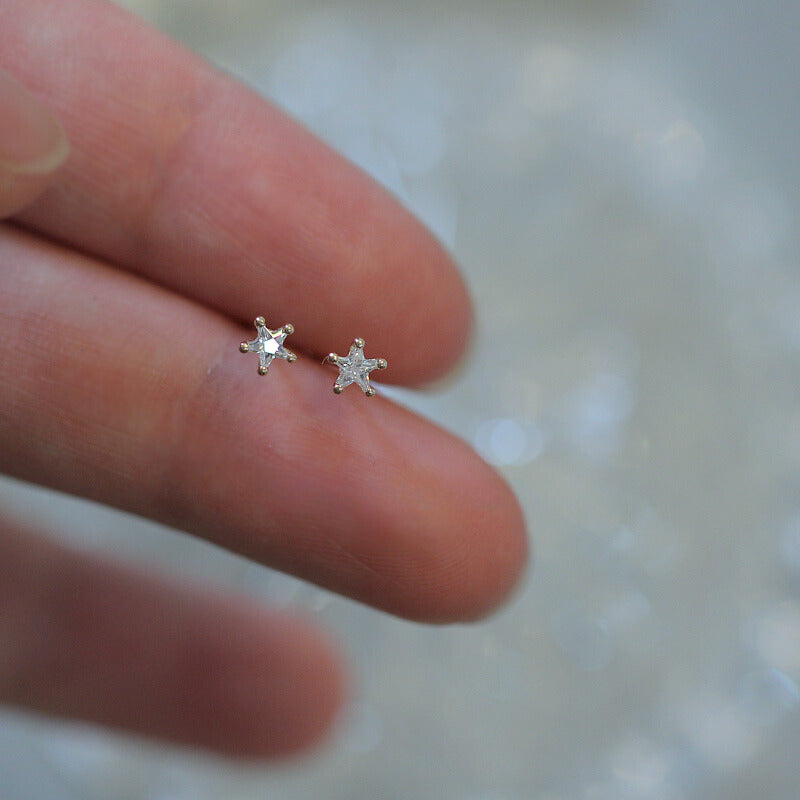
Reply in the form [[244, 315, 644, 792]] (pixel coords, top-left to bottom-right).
[[0, 0, 528, 760]]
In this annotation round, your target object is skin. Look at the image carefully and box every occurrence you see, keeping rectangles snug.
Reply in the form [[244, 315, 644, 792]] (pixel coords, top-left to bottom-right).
[[0, 0, 528, 760]]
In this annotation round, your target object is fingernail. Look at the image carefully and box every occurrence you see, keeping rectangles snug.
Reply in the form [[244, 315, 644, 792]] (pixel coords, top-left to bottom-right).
[[0, 70, 70, 175]]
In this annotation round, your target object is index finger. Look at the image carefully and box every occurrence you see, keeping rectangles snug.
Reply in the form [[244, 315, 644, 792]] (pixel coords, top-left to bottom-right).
[[0, 0, 471, 385]]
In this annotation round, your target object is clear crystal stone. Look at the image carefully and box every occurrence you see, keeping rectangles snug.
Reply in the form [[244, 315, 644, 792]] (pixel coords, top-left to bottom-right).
[[249, 328, 280, 353], [242, 321, 295, 373], [334, 343, 384, 393]]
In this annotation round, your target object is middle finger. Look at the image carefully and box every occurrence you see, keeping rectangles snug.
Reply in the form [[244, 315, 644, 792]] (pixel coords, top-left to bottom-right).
[[0, 225, 527, 623]]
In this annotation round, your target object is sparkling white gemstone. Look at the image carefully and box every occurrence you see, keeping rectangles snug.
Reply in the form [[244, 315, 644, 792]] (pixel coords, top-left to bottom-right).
[[241, 318, 296, 374], [330, 340, 386, 395]]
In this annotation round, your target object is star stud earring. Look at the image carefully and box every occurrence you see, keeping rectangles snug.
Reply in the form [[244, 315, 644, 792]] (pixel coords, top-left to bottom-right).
[[325, 338, 387, 396], [239, 316, 297, 375]]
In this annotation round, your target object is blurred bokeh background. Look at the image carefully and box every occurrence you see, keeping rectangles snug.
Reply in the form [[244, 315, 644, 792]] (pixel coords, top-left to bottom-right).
[[3, 0, 800, 797]]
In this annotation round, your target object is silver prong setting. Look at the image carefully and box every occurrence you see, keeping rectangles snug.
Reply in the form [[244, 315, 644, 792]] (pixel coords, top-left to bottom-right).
[[377, 358, 388, 369], [254, 316, 266, 327], [354, 337, 365, 348], [239, 342, 249, 353], [283, 323, 294, 335]]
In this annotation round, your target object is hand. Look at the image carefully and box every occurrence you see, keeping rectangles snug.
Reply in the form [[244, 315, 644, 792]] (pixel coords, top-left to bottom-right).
[[0, 0, 527, 759]]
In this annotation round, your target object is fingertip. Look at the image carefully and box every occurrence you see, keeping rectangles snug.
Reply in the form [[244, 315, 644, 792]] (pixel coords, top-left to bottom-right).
[[450, 474, 531, 623], [257, 617, 350, 759], [329, 405, 530, 624], [408, 418, 531, 623], [409, 467, 530, 625], [0, 67, 69, 218], [364, 199, 474, 386], [401, 247, 475, 388], [199, 611, 349, 760]]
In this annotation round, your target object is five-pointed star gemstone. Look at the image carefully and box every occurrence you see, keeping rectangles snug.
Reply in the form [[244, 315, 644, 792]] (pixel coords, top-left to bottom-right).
[[326, 338, 388, 396], [239, 317, 297, 375]]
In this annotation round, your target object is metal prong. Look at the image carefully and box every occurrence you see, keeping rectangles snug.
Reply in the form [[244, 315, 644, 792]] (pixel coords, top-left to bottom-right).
[[255, 316, 266, 327], [365, 387, 377, 397], [283, 323, 294, 335], [354, 337, 365, 348], [333, 384, 344, 394], [376, 358, 388, 369], [257, 364, 269, 376], [287, 352, 298, 363], [239, 342, 249, 353], [325, 353, 338, 364]]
